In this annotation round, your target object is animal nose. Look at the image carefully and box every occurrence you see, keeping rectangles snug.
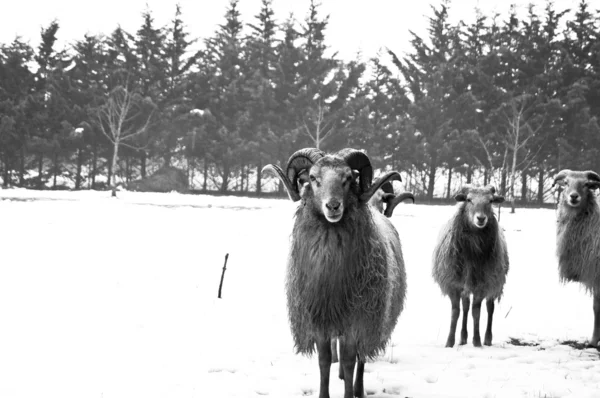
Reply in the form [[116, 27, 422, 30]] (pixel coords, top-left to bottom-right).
[[326, 200, 341, 211], [570, 193, 580, 201], [477, 216, 486, 223]]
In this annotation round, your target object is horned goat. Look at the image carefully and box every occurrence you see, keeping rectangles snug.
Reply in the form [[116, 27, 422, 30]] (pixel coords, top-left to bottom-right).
[[432, 185, 509, 348], [553, 169, 600, 346], [263, 148, 407, 398]]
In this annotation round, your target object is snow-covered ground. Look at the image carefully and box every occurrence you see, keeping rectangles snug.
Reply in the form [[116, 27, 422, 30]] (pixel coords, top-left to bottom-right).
[[1, 189, 599, 398]]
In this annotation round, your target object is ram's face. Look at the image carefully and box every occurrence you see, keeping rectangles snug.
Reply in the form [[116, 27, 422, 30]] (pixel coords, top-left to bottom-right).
[[455, 186, 504, 229], [464, 192, 495, 229], [308, 158, 354, 223], [556, 177, 594, 208]]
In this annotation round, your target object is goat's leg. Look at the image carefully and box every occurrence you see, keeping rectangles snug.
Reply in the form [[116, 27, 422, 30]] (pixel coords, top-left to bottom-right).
[[354, 359, 365, 398], [591, 294, 600, 347], [445, 290, 461, 347], [316, 336, 332, 398], [460, 294, 470, 345], [472, 295, 483, 347], [339, 336, 358, 398], [484, 298, 495, 346]]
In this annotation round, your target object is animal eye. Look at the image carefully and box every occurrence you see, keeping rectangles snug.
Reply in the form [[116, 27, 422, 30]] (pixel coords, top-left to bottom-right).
[[467, 198, 472, 203], [309, 175, 316, 182]]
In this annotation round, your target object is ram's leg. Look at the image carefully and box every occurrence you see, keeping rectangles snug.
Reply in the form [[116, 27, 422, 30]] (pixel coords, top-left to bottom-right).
[[460, 295, 470, 345], [445, 289, 461, 347], [484, 298, 495, 346], [331, 338, 339, 363], [339, 336, 358, 398], [590, 294, 600, 347], [472, 295, 484, 347], [316, 336, 332, 398], [354, 359, 365, 398], [338, 338, 345, 380]]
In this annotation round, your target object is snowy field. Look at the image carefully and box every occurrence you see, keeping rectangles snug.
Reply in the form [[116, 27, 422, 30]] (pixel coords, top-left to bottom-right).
[[1, 189, 600, 398]]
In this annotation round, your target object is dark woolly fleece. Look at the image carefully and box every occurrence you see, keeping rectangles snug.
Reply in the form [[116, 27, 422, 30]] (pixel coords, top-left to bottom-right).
[[432, 203, 509, 299], [556, 191, 600, 294], [286, 185, 406, 360]]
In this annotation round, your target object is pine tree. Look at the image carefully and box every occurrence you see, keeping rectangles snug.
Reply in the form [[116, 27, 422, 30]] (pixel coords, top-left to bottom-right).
[[0, 38, 35, 186]]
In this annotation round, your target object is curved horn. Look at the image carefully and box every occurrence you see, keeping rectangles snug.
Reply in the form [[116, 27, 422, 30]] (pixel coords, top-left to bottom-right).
[[383, 192, 415, 218], [286, 148, 325, 195], [552, 169, 571, 187], [338, 148, 373, 195], [360, 171, 401, 203], [262, 164, 301, 202]]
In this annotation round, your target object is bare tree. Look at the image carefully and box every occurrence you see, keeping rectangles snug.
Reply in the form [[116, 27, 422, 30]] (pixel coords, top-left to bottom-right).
[[501, 94, 544, 213], [97, 84, 154, 196]]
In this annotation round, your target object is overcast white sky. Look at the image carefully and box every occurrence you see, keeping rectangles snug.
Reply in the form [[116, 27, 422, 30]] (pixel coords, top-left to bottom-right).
[[0, 0, 585, 61]]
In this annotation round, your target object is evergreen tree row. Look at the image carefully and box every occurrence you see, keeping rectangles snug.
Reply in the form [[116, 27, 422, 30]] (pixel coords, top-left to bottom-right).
[[1, 0, 600, 205]]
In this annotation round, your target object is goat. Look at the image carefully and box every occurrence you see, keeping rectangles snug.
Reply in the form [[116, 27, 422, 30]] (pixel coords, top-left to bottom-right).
[[432, 185, 509, 348], [263, 148, 407, 398], [553, 169, 600, 346]]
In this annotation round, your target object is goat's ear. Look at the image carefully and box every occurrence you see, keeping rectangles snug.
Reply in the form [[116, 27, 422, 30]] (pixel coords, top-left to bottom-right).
[[492, 195, 505, 203], [455, 193, 467, 202]]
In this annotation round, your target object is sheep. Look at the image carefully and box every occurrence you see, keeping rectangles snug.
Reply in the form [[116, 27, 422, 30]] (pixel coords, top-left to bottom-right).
[[553, 169, 600, 346], [263, 147, 407, 398], [368, 179, 415, 217], [432, 185, 509, 348]]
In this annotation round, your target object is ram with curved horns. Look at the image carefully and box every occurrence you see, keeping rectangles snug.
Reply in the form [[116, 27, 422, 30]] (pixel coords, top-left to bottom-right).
[[263, 148, 408, 398]]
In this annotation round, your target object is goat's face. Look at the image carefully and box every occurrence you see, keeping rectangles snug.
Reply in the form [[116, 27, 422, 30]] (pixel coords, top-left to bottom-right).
[[308, 157, 355, 223], [455, 186, 504, 229], [553, 170, 600, 209]]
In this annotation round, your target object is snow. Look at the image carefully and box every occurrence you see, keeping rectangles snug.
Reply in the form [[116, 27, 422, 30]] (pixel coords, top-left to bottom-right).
[[1, 189, 600, 398]]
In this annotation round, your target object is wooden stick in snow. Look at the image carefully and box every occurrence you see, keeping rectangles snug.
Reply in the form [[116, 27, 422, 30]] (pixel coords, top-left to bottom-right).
[[218, 253, 229, 299]]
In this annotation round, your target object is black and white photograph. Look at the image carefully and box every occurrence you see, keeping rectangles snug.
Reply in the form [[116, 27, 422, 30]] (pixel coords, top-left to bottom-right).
[[1, 0, 600, 397]]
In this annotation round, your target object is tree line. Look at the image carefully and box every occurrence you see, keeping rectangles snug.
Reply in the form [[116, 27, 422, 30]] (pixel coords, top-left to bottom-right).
[[1, 0, 600, 204]]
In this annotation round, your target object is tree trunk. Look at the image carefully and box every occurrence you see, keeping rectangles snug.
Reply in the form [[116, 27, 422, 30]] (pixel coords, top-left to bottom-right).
[[483, 169, 489, 186], [91, 144, 98, 190], [427, 156, 437, 200], [19, 146, 25, 187], [466, 166, 472, 184], [52, 152, 58, 189], [240, 165, 244, 192], [38, 153, 44, 189], [2, 152, 9, 187], [256, 161, 262, 195], [140, 150, 147, 179], [125, 156, 131, 183], [110, 140, 119, 197], [221, 162, 230, 193], [75, 148, 83, 190], [501, 169, 507, 196], [203, 158, 208, 191], [537, 168, 544, 204], [521, 170, 528, 203], [446, 167, 452, 199], [163, 152, 171, 168]]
